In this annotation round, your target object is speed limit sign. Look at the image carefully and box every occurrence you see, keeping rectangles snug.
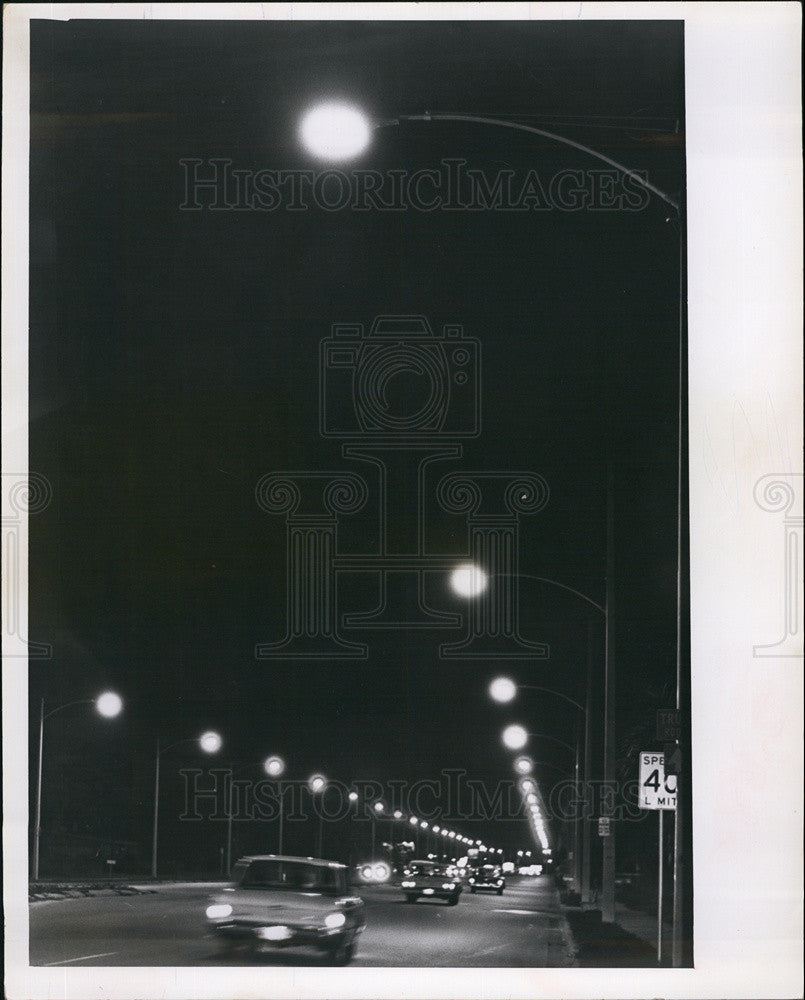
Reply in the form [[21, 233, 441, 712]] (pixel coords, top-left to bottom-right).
[[639, 751, 678, 810]]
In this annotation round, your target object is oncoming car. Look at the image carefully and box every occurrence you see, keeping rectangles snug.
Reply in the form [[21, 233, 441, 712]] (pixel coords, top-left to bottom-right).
[[399, 859, 462, 905], [468, 864, 506, 895], [205, 855, 365, 964]]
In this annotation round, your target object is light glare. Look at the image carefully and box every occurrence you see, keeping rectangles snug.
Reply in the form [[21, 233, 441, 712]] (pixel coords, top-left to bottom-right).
[[199, 730, 222, 753], [502, 724, 528, 750], [96, 691, 123, 718], [450, 563, 488, 598], [299, 102, 371, 161], [489, 677, 517, 703]]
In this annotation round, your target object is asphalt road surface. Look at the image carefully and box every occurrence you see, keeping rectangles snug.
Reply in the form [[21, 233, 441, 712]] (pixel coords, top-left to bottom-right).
[[30, 875, 576, 967]]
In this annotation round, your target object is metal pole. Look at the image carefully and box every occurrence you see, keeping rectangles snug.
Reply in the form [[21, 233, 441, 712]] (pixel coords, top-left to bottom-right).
[[277, 783, 284, 854], [601, 464, 616, 923], [581, 620, 593, 906], [658, 809, 664, 963], [226, 773, 233, 876], [371, 818, 376, 859], [151, 740, 160, 879], [672, 203, 688, 968], [573, 723, 582, 894], [33, 698, 44, 881]]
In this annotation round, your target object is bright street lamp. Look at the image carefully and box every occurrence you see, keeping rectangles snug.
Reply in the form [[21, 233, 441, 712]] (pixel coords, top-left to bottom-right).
[[299, 102, 372, 161], [33, 691, 125, 881], [263, 755, 285, 777], [489, 676, 517, 704], [96, 691, 124, 718], [449, 562, 488, 598], [514, 755, 533, 775], [199, 731, 222, 753], [153, 729, 222, 879], [502, 724, 529, 751], [261, 755, 287, 856], [308, 774, 327, 857]]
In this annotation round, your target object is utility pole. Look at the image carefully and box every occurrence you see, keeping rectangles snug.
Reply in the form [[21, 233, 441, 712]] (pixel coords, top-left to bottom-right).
[[601, 465, 616, 923]]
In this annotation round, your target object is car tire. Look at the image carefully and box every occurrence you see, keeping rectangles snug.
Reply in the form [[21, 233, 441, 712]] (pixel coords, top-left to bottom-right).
[[447, 894, 460, 906], [328, 936, 355, 966], [497, 887, 503, 895], [405, 893, 418, 903], [470, 887, 476, 894]]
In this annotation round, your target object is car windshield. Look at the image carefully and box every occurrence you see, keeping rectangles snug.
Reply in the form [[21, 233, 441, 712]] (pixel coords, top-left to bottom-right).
[[234, 860, 344, 893]]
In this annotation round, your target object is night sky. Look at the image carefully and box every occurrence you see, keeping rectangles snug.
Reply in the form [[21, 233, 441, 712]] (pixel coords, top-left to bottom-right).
[[28, 18, 686, 875]]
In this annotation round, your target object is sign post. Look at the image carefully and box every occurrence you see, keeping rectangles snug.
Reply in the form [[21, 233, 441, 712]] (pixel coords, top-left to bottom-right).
[[639, 751, 677, 963]]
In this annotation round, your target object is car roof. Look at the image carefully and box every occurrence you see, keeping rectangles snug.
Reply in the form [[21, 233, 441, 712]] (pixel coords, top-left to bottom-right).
[[237, 854, 346, 870]]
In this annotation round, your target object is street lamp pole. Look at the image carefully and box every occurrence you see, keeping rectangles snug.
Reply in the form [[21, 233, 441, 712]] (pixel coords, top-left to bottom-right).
[[151, 740, 161, 879], [601, 466, 617, 924], [33, 693, 123, 882], [33, 698, 45, 881]]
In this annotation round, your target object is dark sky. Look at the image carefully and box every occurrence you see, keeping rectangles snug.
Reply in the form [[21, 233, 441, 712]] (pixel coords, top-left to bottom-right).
[[28, 18, 686, 872]]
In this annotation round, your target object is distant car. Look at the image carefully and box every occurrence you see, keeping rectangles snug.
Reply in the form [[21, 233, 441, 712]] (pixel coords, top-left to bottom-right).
[[468, 864, 506, 895], [205, 855, 365, 965], [399, 859, 462, 905]]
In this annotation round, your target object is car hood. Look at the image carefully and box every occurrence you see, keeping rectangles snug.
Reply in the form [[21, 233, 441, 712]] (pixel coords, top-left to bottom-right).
[[210, 889, 350, 924]]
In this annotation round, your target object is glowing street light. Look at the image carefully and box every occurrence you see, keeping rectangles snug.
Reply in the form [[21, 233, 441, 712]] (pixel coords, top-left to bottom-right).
[[393, 810, 403, 820], [348, 790, 359, 803], [263, 755, 285, 777], [373, 801, 384, 814], [96, 691, 124, 718], [308, 774, 327, 858], [308, 773, 327, 794], [33, 691, 125, 880], [199, 731, 223, 754], [489, 676, 517, 704], [409, 816, 418, 825], [299, 102, 372, 161], [502, 724, 529, 751], [450, 562, 488, 598], [153, 728, 222, 879], [514, 755, 533, 775]]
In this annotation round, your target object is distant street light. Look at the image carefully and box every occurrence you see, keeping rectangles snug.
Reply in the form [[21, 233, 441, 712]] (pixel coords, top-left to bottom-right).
[[199, 731, 223, 753], [299, 102, 372, 161], [489, 677, 517, 704], [262, 755, 286, 854], [33, 691, 125, 881], [153, 728, 222, 879], [308, 774, 327, 857], [514, 755, 533, 775], [264, 755, 285, 778], [96, 691, 124, 718], [449, 563, 488, 598], [502, 724, 529, 751]]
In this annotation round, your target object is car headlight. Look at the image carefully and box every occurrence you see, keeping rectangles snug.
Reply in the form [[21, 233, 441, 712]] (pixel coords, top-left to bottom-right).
[[441, 883, 455, 890], [324, 912, 346, 929], [206, 903, 232, 919], [468, 878, 475, 884], [401, 880, 415, 888]]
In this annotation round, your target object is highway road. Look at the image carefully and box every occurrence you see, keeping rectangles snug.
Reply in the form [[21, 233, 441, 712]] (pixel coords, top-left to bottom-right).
[[29, 875, 576, 967]]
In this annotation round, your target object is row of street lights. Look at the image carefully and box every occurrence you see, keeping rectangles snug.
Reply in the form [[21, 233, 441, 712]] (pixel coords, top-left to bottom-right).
[[34, 691, 512, 879]]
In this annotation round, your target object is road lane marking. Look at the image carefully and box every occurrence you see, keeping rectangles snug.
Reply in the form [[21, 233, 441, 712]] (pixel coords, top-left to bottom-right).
[[43, 951, 118, 966]]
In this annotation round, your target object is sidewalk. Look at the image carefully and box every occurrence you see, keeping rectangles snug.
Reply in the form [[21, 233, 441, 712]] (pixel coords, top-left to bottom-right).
[[562, 900, 671, 967]]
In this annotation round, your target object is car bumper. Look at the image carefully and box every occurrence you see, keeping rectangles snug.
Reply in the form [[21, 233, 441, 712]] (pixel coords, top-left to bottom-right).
[[402, 886, 460, 898], [209, 921, 360, 949]]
